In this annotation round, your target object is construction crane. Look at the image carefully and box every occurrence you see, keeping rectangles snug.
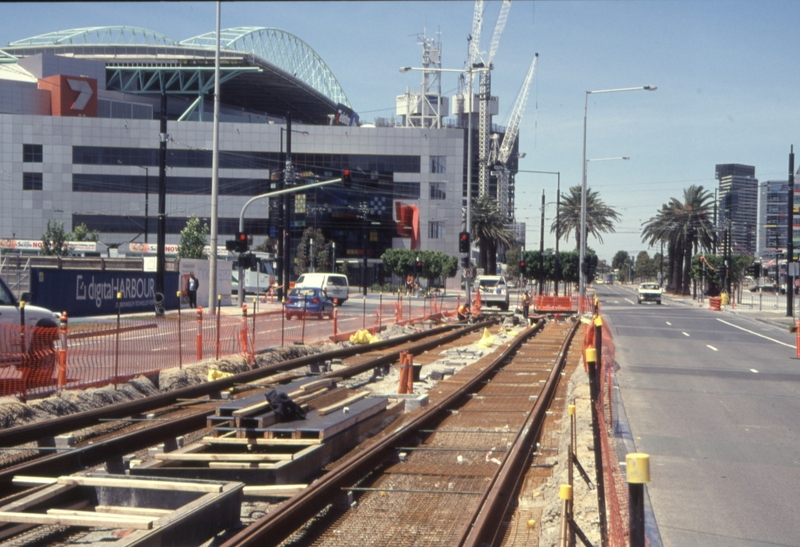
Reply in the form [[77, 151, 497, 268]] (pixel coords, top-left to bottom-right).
[[494, 53, 538, 220], [473, 0, 512, 199]]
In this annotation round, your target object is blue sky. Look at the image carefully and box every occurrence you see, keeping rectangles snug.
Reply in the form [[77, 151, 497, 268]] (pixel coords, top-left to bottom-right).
[[3, 1, 799, 263]]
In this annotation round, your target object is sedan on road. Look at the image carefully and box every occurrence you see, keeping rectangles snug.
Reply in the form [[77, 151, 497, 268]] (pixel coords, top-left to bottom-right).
[[284, 287, 334, 320]]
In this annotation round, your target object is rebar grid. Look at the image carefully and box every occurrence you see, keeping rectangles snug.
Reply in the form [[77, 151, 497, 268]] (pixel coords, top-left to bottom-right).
[[309, 475, 486, 546]]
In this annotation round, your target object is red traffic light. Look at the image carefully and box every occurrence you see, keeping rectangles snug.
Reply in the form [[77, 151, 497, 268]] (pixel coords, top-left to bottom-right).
[[520, 261, 526, 269], [236, 232, 247, 242], [342, 169, 351, 185]]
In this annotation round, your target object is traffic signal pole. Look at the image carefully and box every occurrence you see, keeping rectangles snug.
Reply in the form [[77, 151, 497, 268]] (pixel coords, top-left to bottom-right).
[[233, 177, 343, 304], [787, 145, 795, 317]]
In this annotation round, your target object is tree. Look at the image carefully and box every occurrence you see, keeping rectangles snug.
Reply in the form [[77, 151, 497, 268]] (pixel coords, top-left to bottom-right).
[[471, 194, 517, 275], [380, 249, 458, 288], [177, 214, 209, 259], [253, 237, 276, 254], [71, 223, 99, 242], [40, 220, 71, 257], [635, 251, 658, 281], [294, 227, 329, 276], [641, 185, 714, 295], [505, 246, 522, 279], [552, 186, 620, 252]]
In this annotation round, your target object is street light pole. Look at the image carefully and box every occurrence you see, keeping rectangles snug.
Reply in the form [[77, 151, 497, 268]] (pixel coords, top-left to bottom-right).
[[579, 86, 656, 300], [519, 170, 560, 294]]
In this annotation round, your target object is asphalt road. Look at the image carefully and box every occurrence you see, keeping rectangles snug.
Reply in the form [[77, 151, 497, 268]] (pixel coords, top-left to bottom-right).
[[597, 284, 800, 547]]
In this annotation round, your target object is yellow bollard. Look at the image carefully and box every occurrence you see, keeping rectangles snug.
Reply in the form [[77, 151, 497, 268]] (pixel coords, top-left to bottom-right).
[[627, 453, 650, 547]]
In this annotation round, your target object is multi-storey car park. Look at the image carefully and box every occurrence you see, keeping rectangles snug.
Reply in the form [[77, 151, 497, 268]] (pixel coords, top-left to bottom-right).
[[0, 26, 519, 289]]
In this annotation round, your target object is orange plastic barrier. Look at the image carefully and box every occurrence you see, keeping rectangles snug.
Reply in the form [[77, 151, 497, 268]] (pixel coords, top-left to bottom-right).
[[708, 296, 721, 311]]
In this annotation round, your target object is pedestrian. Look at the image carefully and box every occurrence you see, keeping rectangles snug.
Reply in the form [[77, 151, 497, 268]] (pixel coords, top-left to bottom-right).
[[186, 272, 199, 308], [457, 303, 471, 321], [521, 290, 531, 323]]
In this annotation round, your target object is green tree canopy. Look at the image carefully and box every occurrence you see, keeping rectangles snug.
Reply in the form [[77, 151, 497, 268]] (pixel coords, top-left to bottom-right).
[[552, 186, 620, 252], [40, 220, 71, 257], [177, 215, 209, 259], [294, 227, 330, 276]]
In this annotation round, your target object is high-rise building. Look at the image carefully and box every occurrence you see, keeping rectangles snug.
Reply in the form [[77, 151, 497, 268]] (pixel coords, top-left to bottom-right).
[[716, 164, 758, 257], [758, 179, 789, 260]]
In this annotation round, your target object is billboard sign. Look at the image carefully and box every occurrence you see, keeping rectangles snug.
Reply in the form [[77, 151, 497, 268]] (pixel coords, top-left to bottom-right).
[[29, 268, 179, 317]]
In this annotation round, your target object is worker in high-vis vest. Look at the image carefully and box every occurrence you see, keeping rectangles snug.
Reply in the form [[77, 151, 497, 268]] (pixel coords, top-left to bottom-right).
[[457, 303, 470, 321]]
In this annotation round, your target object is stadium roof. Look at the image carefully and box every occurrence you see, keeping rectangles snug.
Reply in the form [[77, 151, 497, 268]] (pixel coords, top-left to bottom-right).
[[2, 26, 354, 125]]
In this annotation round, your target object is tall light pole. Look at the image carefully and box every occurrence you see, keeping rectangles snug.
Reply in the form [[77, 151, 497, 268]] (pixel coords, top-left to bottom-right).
[[208, 0, 221, 313], [580, 86, 656, 299]]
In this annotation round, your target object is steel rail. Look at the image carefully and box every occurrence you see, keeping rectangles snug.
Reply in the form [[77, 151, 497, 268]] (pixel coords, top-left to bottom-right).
[[218, 318, 548, 547], [0, 321, 481, 449], [0, 320, 494, 488], [459, 317, 580, 546]]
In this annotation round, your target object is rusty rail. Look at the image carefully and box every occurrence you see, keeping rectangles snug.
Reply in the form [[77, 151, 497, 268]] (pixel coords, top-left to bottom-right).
[[218, 318, 569, 547]]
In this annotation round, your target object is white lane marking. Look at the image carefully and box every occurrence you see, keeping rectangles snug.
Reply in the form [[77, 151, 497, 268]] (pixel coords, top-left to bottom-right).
[[707, 345, 718, 351], [666, 321, 672, 326], [716, 318, 795, 348], [682, 332, 690, 337], [750, 369, 759, 373], [625, 298, 636, 305]]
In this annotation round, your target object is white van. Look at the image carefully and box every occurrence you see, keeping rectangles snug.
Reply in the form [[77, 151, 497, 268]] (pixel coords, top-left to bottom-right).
[[294, 273, 349, 305]]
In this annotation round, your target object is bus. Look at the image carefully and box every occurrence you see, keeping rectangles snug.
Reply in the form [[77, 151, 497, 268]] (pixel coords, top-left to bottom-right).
[[231, 252, 277, 294]]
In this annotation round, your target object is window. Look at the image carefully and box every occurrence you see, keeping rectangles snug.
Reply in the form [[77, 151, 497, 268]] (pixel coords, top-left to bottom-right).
[[23, 144, 43, 163], [23, 172, 43, 191], [430, 156, 446, 174], [394, 182, 420, 200], [430, 182, 446, 200], [428, 220, 445, 239]]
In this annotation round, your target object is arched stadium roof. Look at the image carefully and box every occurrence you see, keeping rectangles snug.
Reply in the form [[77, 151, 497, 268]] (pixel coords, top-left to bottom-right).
[[4, 26, 352, 123]]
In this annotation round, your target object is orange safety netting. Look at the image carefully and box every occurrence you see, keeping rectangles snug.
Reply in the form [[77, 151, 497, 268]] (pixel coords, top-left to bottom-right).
[[0, 294, 458, 399], [582, 315, 629, 547]]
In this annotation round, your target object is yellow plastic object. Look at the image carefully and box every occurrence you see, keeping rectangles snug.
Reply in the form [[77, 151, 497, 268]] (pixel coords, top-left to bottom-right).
[[568, 404, 575, 416], [585, 347, 597, 364], [559, 484, 573, 500], [593, 316, 603, 327], [475, 328, 496, 348], [720, 291, 729, 306], [626, 453, 650, 483], [207, 369, 234, 382], [349, 329, 382, 344], [527, 519, 536, 529]]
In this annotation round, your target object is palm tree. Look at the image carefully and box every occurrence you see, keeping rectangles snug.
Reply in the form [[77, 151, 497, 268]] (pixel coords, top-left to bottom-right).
[[470, 194, 517, 274], [551, 186, 621, 252], [642, 185, 714, 295]]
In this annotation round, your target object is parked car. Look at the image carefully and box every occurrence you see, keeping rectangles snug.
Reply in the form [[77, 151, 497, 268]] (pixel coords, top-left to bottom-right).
[[294, 273, 349, 305], [284, 287, 335, 320], [748, 284, 779, 293], [475, 275, 510, 311], [0, 275, 60, 385]]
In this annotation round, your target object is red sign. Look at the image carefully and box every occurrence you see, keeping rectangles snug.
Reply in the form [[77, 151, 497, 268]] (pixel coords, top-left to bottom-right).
[[38, 75, 98, 117]]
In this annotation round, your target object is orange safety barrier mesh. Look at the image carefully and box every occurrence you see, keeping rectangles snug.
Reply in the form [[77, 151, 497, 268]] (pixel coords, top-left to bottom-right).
[[533, 295, 576, 312], [0, 295, 456, 399], [583, 316, 629, 547]]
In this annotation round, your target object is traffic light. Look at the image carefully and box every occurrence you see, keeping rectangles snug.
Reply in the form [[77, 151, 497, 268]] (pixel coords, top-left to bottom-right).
[[342, 169, 351, 187], [459, 232, 470, 253], [581, 256, 590, 275], [416, 259, 423, 270], [753, 262, 761, 278], [519, 260, 526, 271], [233, 232, 248, 253]]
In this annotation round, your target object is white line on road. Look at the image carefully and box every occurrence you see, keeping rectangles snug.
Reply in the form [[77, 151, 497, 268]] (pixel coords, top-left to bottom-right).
[[707, 345, 718, 351], [682, 332, 690, 337], [716, 318, 795, 348], [750, 369, 759, 373], [625, 298, 636, 305], [666, 321, 672, 326]]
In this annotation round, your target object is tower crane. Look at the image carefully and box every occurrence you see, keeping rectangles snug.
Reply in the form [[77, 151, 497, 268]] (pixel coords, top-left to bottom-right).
[[472, 0, 512, 199], [494, 53, 538, 220]]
